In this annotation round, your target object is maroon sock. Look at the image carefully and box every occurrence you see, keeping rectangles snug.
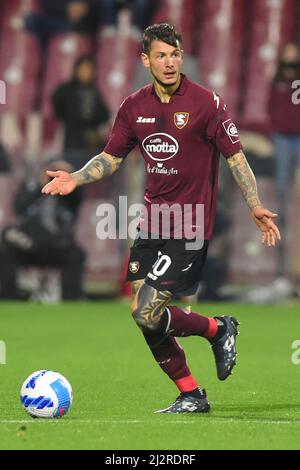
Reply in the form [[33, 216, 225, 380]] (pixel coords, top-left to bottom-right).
[[146, 334, 198, 389], [167, 306, 218, 338]]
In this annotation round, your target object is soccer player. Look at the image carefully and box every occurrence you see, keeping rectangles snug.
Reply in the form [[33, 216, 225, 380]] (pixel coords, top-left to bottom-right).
[[42, 24, 281, 413]]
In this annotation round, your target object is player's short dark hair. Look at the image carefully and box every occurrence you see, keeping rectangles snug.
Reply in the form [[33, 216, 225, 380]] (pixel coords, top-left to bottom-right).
[[142, 23, 183, 55]]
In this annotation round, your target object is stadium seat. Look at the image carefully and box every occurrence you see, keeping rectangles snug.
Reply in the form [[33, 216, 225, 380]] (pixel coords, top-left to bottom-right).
[[152, 0, 199, 55], [75, 199, 123, 293], [281, 0, 298, 42], [0, 29, 40, 119], [41, 33, 93, 119], [96, 13, 141, 114], [197, 0, 246, 120], [0, 0, 40, 31], [241, 0, 296, 131]]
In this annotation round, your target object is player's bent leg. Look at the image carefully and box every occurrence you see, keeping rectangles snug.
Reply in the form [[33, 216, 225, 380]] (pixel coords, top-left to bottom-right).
[[163, 306, 240, 381], [131, 282, 210, 413]]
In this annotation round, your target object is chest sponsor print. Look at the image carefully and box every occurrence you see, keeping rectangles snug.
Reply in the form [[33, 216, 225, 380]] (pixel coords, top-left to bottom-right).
[[142, 133, 179, 162]]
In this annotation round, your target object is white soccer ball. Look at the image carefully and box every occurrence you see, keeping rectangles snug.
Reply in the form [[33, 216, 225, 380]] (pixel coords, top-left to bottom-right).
[[20, 370, 73, 418]]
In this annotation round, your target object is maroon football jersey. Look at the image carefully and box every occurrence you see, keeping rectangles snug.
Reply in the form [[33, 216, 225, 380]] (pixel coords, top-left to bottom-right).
[[104, 74, 242, 239]]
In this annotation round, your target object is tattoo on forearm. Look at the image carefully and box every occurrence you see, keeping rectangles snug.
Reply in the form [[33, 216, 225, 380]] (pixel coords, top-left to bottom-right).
[[227, 152, 262, 210], [72, 153, 123, 185]]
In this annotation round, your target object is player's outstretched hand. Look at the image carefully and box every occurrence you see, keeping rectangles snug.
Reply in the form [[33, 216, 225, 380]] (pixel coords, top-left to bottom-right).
[[41, 170, 78, 196], [252, 207, 281, 247]]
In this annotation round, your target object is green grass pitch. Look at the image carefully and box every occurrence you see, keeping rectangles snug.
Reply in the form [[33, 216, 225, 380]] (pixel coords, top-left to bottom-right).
[[0, 301, 300, 450]]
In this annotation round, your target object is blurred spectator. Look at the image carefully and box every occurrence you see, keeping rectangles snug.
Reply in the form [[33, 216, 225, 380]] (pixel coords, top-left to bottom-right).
[[268, 43, 300, 276], [11, 0, 100, 47], [52, 55, 110, 170], [97, 0, 157, 31], [0, 143, 10, 173], [0, 160, 85, 300]]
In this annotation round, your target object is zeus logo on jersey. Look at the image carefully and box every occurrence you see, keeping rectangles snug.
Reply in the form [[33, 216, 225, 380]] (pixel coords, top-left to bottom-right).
[[142, 133, 179, 162], [136, 116, 156, 123], [222, 119, 240, 145]]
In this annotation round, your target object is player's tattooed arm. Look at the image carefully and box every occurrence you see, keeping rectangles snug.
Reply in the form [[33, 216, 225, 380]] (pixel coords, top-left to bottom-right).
[[227, 151, 281, 246], [227, 151, 262, 210], [72, 152, 124, 186]]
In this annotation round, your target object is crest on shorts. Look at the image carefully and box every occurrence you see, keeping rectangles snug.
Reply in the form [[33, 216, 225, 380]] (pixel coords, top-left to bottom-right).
[[129, 261, 140, 274], [174, 112, 189, 129]]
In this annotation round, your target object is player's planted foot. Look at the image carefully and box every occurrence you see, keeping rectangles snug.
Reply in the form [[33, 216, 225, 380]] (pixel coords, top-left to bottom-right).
[[155, 389, 210, 414], [210, 316, 240, 381]]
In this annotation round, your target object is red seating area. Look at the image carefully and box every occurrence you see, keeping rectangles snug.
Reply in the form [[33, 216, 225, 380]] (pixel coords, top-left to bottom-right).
[[96, 24, 140, 115], [0, 0, 299, 133], [153, 0, 199, 55], [96, 12, 140, 114], [198, 0, 246, 120], [241, 0, 296, 131], [1, 0, 300, 290], [0, 0, 40, 31], [75, 199, 123, 289], [0, 28, 40, 119]]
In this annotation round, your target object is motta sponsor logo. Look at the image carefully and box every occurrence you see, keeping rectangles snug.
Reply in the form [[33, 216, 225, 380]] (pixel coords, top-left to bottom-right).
[[142, 133, 179, 162], [222, 119, 240, 144]]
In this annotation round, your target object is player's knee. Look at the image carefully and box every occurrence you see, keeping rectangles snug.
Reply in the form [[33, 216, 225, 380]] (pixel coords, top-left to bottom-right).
[[131, 296, 156, 331], [131, 283, 166, 331], [132, 306, 157, 331]]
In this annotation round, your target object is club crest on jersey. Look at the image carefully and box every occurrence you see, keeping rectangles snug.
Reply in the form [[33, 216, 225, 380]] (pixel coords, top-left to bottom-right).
[[129, 261, 140, 274], [174, 112, 189, 129]]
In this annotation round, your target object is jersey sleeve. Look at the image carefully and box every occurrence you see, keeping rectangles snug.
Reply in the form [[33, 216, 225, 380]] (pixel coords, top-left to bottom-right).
[[104, 99, 138, 158], [205, 92, 243, 158]]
